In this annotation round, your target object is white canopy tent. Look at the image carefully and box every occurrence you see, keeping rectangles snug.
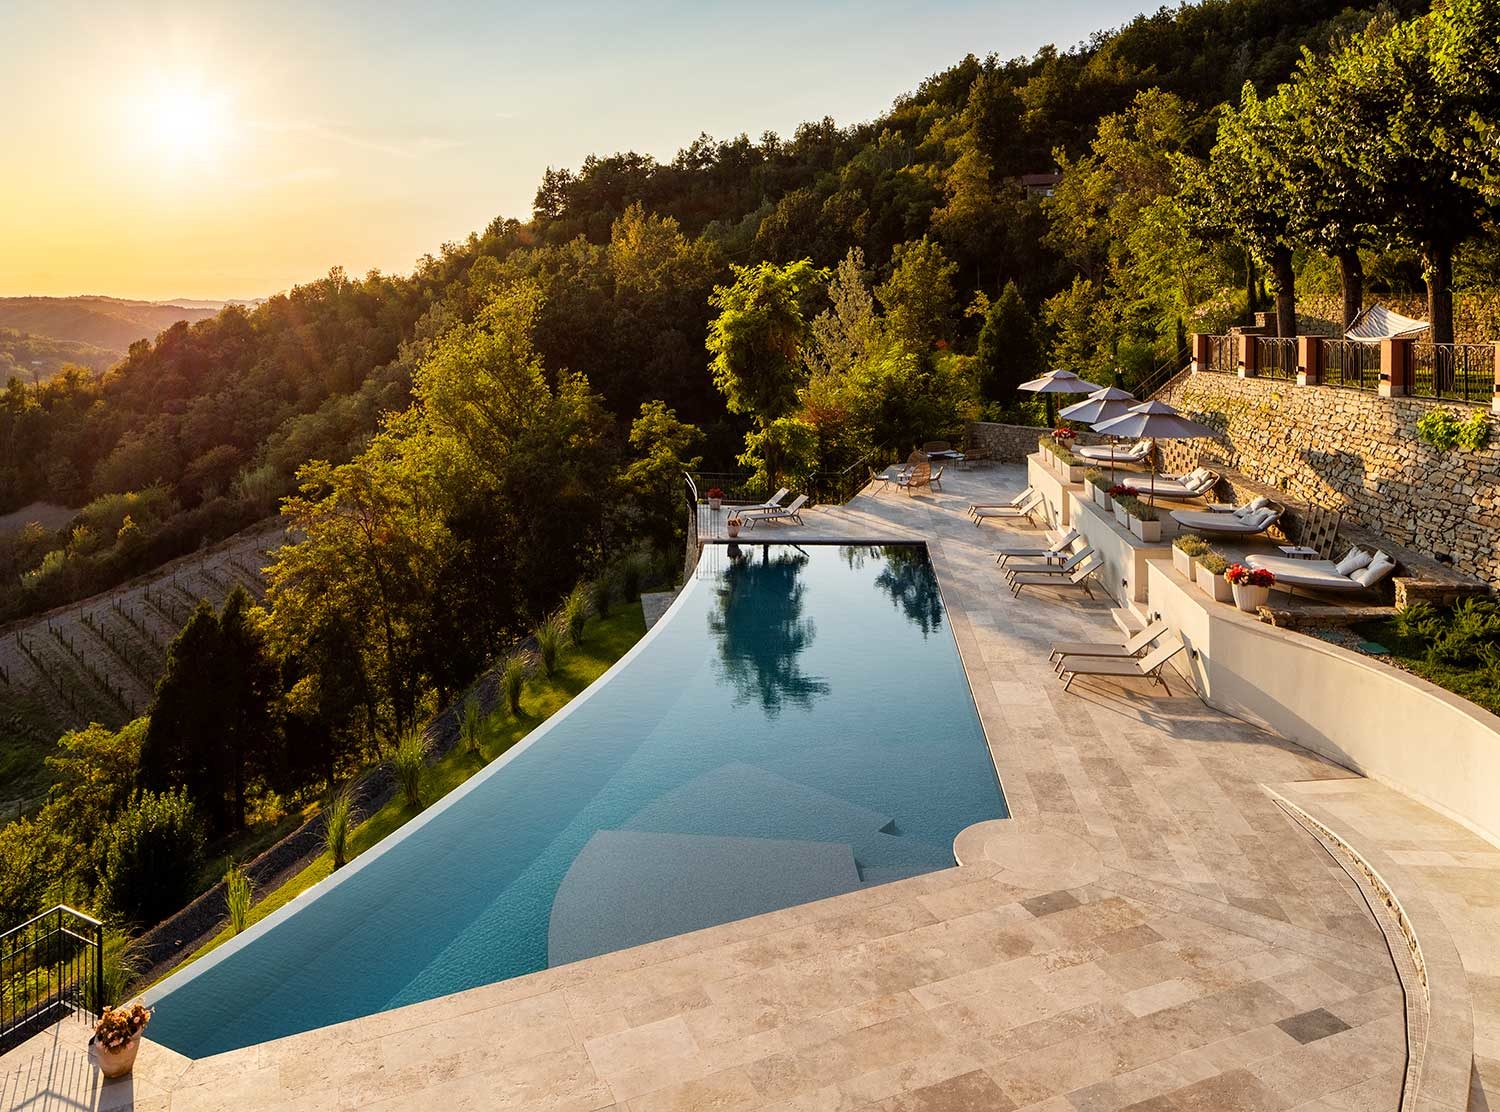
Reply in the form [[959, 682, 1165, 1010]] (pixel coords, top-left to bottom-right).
[[1345, 304, 1429, 342]]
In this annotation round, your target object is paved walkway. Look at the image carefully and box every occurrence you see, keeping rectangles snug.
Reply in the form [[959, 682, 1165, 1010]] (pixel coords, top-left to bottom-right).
[[10, 466, 1493, 1110]]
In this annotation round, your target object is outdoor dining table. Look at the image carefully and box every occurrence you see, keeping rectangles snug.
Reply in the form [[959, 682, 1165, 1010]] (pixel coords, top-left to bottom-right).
[[925, 450, 965, 461]]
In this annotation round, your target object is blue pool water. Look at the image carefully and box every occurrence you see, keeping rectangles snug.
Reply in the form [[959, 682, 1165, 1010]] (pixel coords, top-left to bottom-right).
[[146, 543, 1006, 1057]]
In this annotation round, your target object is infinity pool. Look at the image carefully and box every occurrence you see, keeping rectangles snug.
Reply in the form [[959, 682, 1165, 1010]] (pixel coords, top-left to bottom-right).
[[146, 543, 1006, 1057]]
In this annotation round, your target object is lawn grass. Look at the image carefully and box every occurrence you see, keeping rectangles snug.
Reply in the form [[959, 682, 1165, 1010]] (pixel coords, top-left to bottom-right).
[[0, 689, 66, 810], [1351, 616, 1500, 717], [167, 602, 647, 972]]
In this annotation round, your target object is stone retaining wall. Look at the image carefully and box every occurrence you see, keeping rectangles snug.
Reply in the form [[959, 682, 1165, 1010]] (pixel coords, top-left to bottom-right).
[[1297, 291, 1500, 345], [1156, 372, 1500, 586], [968, 422, 1102, 463]]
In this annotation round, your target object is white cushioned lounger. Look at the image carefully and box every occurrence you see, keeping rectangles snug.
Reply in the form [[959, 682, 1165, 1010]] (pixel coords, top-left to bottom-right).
[[1169, 506, 1281, 535], [1244, 552, 1396, 593], [1076, 440, 1151, 463]]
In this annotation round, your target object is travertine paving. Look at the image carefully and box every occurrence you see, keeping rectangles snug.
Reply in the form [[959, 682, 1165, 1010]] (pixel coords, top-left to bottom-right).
[[2, 468, 1445, 1110]]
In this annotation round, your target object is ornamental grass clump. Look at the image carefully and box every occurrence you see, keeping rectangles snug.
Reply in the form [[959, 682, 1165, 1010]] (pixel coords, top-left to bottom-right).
[[619, 550, 652, 601], [535, 613, 564, 676], [224, 863, 252, 935], [1196, 552, 1229, 576], [1173, 533, 1209, 556], [501, 650, 532, 715], [459, 693, 484, 757], [324, 780, 355, 869], [590, 573, 615, 619], [393, 727, 429, 809], [562, 583, 590, 647], [1117, 496, 1157, 521]]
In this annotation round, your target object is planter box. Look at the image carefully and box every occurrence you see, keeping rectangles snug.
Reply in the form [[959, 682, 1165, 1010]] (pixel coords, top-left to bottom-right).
[[1129, 516, 1161, 543], [1065, 464, 1087, 484], [1113, 503, 1129, 528], [1196, 563, 1233, 603], [1232, 582, 1271, 613], [1172, 547, 1195, 577]]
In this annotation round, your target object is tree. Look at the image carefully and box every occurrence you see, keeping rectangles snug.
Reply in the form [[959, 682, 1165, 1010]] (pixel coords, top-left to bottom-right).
[[875, 238, 958, 354], [976, 282, 1043, 404], [139, 588, 281, 835], [99, 789, 205, 926], [805, 248, 877, 377], [707, 260, 828, 426], [621, 401, 704, 554]]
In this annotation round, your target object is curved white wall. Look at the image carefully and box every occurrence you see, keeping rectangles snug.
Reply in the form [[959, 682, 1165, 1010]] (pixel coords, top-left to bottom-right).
[[1147, 560, 1500, 847]]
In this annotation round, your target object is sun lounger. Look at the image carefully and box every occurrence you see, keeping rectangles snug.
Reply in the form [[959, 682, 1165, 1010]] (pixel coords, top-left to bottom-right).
[[1169, 497, 1283, 536], [739, 493, 808, 528], [1003, 547, 1096, 583], [1244, 547, 1397, 595], [1048, 619, 1170, 667], [968, 487, 1035, 521], [1075, 439, 1152, 463], [973, 490, 1044, 526], [1057, 641, 1184, 693], [1138, 468, 1219, 500], [1010, 557, 1102, 599], [737, 487, 789, 513], [994, 528, 1080, 566]]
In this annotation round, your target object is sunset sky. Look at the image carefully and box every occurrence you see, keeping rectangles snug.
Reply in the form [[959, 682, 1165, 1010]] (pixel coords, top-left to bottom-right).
[[1, 1, 1151, 301]]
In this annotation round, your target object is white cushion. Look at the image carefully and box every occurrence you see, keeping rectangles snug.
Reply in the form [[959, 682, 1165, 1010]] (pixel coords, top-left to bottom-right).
[[1247, 496, 1271, 512], [1350, 557, 1396, 587], [1335, 548, 1372, 576], [1248, 509, 1277, 529]]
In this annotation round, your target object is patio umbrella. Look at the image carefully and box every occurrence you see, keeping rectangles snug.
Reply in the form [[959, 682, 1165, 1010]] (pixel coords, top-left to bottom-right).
[[1018, 369, 1101, 424], [1059, 386, 1138, 482], [1091, 399, 1217, 510]]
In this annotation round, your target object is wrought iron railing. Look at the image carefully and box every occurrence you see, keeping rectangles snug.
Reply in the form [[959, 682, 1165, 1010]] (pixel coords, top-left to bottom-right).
[[1, 905, 104, 1053], [1252, 336, 1298, 381], [1409, 343, 1493, 404], [1320, 339, 1381, 392], [689, 457, 874, 510], [1201, 335, 1237, 374]]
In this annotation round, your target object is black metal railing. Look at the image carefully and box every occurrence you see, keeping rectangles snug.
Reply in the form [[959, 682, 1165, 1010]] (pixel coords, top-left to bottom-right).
[[1, 905, 104, 1053], [1202, 335, 1237, 374], [1253, 336, 1298, 381], [689, 456, 874, 510], [1409, 343, 1493, 404], [1320, 339, 1381, 392]]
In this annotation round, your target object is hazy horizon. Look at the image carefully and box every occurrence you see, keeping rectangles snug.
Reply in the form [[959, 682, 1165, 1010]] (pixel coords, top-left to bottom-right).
[[3, 0, 1153, 302]]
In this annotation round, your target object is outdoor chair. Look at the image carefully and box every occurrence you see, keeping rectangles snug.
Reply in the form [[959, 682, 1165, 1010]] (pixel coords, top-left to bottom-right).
[[929, 464, 944, 491], [737, 488, 789, 513], [968, 487, 1036, 521], [994, 527, 1080, 566], [740, 493, 808, 529], [1245, 547, 1397, 596], [1057, 641, 1184, 693], [1010, 556, 1102, 598], [1169, 498, 1283, 536], [1139, 468, 1219, 500], [1003, 546, 1096, 585], [897, 457, 932, 495], [1048, 619, 1170, 669], [972, 489, 1044, 526], [1075, 439, 1152, 464]]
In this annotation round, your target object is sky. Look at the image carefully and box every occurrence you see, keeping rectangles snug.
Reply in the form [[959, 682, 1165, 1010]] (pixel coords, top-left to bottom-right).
[[0, 0, 1153, 302]]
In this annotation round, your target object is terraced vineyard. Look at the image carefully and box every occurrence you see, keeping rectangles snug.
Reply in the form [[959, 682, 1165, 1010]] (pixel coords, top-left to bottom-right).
[[0, 522, 287, 734]]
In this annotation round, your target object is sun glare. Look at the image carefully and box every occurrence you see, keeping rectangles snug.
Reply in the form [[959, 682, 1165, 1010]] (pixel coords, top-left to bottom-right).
[[137, 77, 233, 169]]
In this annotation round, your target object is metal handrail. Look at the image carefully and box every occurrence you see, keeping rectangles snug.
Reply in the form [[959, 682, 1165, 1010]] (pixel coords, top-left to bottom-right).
[[1409, 343, 1493, 404], [1319, 338, 1380, 392], [1, 904, 105, 1053], [1252, 336, 1298, 381]]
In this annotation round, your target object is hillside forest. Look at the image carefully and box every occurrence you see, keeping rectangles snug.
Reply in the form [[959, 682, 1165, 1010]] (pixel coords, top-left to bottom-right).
[[2, 0, 1499, 937]]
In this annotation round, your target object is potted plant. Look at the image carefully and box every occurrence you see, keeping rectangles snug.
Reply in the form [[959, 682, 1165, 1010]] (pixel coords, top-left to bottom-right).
[[1225, 563, 1276, 613], [1194, 553, 1233, 603], [1120, 497, 1161, 542], [92, 1002, 152, 1079], [706, 486, 724, 512], [1172, 534, 1208, 577], [1107, 484, 1137, 527], [725, 514, 742, 538], [1084, 469, 1109, 509]]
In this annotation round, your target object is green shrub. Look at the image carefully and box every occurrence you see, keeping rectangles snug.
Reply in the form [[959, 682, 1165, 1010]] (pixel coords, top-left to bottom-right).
[[1393, 600, 1437, 640], [459, 694, 484, 757], [392, 728, 429, 809], [590, 573, 615, 618], [95, 930, 143, 1011], [1117, 496, 1157, 522], [619, 551, 652, 601], [324, 781, 355, 869], [1196, 553, 1229, 576], [501, 650, 532, 715], [1173, 533, 1209, 556], [535, 614, 564, 676], [100, 788, 205, 926], [1417, 407, 1493, 452], [224, 863, 252, 934], [562, 584, 590, 647]]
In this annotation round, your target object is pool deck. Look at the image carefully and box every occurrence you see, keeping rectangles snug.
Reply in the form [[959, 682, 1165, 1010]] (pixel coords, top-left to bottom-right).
[[6, 465, 1498, 1111]]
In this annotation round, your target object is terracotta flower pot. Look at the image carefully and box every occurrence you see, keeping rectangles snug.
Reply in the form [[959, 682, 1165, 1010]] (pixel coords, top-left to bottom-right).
[[1231, 582, 1271, 613], [726, 521, 741, 538], [92, 1033, 142, 1079]]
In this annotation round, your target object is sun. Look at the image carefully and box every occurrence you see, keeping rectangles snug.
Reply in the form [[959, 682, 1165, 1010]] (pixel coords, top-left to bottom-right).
[[138, 77, 232, 168]]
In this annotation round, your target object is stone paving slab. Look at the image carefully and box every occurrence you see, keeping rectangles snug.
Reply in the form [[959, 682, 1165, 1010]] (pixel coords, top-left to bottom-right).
[[0, 467, 1440, 1110]]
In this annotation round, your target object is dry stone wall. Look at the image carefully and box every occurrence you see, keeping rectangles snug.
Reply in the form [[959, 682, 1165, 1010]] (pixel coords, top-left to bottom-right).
[[968, 422, 1102, 462], [1297, 291, 1500, 344], [1157, 372, 1500, 585]]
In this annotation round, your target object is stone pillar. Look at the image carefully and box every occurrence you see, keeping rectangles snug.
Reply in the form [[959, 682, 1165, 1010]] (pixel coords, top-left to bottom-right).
[[1296, 336, 1323, 386], [1238, 333, 1258, 378], [1378, 338, 1412, 398], [1190, 333, 1210, 373], [1492, 342, 1500, 416]]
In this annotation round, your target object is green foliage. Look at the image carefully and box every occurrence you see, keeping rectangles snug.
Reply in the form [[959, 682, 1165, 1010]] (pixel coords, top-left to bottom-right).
[[1173, 533, 1210, 556], [535, 614, 564, 677], [459, 695, 484, 757], [562, 584, 591, 647], [737, 416, 821, 494], [0, 816, 55, 926], [500, 650, 533, 716], [224, 863, 252, 934], [707, 260, 828, 426], [1117, 496, 1158, 522], [96, 930, 143, 1012], [391, 728, 429, 810], [875, 238, 958, 354], [618, 550, 653, 602], [1197, 553, 1229, 575], [324, 781, 355, 869], [99, 788, 205, 927], [590, 573, 615, 619], [622, 401, 703, 555], [976, 282, 1043, 404], [1416, 408, 1492, 452], [1393, 600, 1437, 641]]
